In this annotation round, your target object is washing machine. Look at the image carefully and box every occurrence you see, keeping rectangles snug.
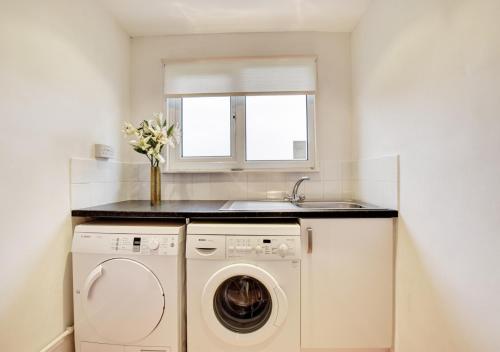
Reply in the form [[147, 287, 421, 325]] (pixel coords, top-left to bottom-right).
[[186, 222, 301, 352], [72, 221, 185, 352]]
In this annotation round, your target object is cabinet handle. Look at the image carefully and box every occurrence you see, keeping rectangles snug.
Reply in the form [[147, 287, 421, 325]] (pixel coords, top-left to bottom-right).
[[307, 227, 313, 253]]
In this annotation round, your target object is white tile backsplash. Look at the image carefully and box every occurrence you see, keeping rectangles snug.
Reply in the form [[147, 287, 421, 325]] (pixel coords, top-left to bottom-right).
[[303, 181, 324, 200], [70, 158, 131, 209], [346, 155, 400, 209], [340, 179, 355, 200], [134, 181, 150, 200], [322, 181, 343, 200], [70, 183, 93, 209], [246, 182, 268, 200], [209, 173, 247, 200], [122, 163, 139, 182], [321, 159, 342, 181], [70, 156, 399, 209], [167, 179, 193, 200], [192, 174, 211, 200]]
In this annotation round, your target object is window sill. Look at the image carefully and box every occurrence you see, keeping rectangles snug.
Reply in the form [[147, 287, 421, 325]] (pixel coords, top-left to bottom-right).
[[161, 167, 320, 174]]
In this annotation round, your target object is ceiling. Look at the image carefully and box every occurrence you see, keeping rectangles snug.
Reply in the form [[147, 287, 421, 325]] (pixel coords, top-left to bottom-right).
[[100, 0, 372, 37]]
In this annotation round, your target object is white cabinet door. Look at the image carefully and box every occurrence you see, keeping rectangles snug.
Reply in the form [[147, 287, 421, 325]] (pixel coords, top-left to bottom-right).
[[300, 218, 394, 349]]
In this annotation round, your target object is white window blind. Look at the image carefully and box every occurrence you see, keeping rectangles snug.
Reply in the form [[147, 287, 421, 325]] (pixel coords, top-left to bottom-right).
[[163, 56, 317, 97]]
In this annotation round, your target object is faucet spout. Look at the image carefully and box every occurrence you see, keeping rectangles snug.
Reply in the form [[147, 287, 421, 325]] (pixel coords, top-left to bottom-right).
[[286, 176, 310, 202]]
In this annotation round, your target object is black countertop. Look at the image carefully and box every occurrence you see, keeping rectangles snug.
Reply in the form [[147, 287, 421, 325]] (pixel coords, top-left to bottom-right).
[[71, 200, 398, 220]]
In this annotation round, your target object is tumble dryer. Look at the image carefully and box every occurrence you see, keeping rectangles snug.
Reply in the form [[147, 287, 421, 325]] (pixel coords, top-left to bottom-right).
[[72, 221, 185, 352]]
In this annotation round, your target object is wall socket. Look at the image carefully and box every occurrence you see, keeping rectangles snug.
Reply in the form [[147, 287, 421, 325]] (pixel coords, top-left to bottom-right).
[[94, 144, 114, 159]]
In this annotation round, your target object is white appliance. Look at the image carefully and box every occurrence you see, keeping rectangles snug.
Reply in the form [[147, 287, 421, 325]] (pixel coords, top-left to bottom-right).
[[72, 221, 185, 352], [186, 222, 301, 352]]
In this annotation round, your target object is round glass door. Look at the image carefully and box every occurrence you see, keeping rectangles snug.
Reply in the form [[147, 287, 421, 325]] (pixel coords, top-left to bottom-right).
[[213, 275, 273, 334], [202, 263, 288, 346]]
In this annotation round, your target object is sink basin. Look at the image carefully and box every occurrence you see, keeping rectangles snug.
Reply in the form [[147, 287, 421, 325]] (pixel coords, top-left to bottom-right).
[[293, 201, 367, 209], [219, 200, 369, 211]]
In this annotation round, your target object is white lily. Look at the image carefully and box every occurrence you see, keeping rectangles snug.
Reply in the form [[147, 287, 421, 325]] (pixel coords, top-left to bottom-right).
[[154, 143, 162, 154], [136, 136, 151, 151], [122, 122, 136, 136], [123, 113, 179, 167], [166, 124, 181, 148], [154, 153, 165, 163], [153, 129, 167, 145]]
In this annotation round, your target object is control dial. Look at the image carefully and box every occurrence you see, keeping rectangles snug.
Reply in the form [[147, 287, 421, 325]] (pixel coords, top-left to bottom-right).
[[148, 239, 160, 250], [278, 243, 289, 257]]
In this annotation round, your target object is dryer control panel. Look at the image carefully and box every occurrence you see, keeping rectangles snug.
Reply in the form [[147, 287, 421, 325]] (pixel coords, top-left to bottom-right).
[[72, 232, 179, 256], [227, 236, 301, 260]]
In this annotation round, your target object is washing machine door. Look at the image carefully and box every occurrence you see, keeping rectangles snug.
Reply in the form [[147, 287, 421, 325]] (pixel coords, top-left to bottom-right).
[[82, 258, 165, 344], [201, 263, 288, 346]]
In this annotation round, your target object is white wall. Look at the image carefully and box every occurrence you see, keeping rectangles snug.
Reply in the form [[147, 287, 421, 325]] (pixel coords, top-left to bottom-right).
[[130, 32, 353, 200], [0, 0, 130, 350], [352, 1, 500, 351]]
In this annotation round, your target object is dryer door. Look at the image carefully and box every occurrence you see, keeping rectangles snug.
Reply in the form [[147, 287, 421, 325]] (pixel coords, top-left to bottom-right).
[[201, 263, 288, 346], [82, 258, 165, 344]]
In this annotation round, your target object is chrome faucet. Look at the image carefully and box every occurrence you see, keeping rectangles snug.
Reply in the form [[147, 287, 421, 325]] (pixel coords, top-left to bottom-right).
[[285, 176, 310, 202]]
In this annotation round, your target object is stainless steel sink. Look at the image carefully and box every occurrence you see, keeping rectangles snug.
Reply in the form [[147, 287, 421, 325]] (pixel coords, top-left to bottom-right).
[[219, 200, 369, 211], [293, 201, 367, 209]]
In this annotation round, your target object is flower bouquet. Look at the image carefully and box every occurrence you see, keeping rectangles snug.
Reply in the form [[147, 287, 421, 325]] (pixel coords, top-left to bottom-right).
[[123, 113, 179, 205]]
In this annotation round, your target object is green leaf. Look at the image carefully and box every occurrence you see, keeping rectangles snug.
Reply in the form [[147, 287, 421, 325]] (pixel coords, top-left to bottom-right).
[[133, 147, 146, 155], [167, 124, 174, 136]]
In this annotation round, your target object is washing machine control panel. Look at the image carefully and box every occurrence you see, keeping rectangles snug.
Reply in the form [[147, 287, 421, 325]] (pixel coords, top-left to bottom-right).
[[226, 236, 301, 259], [73, 233, 179, 255]]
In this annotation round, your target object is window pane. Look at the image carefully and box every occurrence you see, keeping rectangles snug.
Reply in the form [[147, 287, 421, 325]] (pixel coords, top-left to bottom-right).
[[246, 95, 308, 161], [182, 97, 231, 157]]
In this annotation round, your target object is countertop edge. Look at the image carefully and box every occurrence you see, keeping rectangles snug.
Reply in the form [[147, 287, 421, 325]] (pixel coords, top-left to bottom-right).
[[71, 201, 398, 220]]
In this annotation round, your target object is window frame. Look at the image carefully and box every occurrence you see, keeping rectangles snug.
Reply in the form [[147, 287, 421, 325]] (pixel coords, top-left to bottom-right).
[[165, 94, 317, 172]]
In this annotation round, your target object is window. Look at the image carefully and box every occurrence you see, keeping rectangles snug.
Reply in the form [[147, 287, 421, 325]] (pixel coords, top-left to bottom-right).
[[246, 95, 308, 161], [164, 57, 317, 171], [167, 94, 315, 171], [181, 96, 231, 158]]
